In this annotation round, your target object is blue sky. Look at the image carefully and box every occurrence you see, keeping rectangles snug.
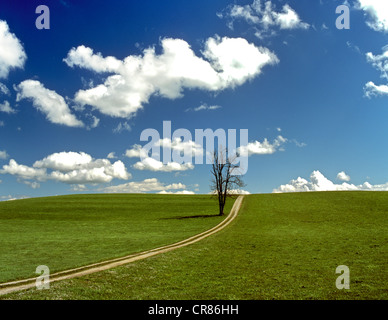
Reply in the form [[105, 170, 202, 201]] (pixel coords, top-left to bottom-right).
[[1, 0, 388, 199]]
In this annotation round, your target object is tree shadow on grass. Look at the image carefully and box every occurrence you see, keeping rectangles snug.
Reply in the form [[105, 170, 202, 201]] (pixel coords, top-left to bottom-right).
[[160, 214, 218, 220]]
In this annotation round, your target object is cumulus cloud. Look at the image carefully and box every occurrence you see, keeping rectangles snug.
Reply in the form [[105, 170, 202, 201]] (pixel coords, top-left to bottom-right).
[[364, 46, 388, 98], [364, 81, 388, 98], [1, 151, 131, 185], [15, 80, 84, 127], [337, 171, 351, 182], [64, 36, 278, 118], [355, 0, 388, 32], [125, 144, 148, 158], [158, 190, 195, 195], [107, 152, 117, 159], [1, 159, 47, 181], [226, 189, 251, 195], [366, 46, 388, 79], [274, 4, 310, 30], [273, 170, 388, 193], [34, 151, 131, 183], [157, 138, 204, 158], [63, 45, 122, 73], [238, 135, 287, 156], [219, 0, 309, 38], [133, 157, 194, 172], [126, 137, 204, 162], [33, 151, 93, 172], [0, 20, 27, 79], [103, 178, 187, 193], [127, 137, 203, 172], [0, 100, 16, 114]]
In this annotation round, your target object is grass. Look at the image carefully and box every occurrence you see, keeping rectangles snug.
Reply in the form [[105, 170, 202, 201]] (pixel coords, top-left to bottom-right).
[[2, 191, 387, 300], [0, 194, 230, 283]]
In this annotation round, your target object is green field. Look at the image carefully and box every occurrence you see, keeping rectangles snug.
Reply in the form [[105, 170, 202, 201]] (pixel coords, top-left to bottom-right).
[[1, 191, 387, 300], [0, 194, 229, 283]]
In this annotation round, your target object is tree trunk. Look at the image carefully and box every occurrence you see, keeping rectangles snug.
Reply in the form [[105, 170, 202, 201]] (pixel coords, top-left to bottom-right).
[[218, 200, 225, 216]]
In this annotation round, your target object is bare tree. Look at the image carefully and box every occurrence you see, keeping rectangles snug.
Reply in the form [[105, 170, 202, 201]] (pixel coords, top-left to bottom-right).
[[210, 147, 246, 216]]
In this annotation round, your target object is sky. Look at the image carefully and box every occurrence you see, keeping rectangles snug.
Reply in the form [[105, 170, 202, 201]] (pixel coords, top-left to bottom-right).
[[1, 0, 388, 199]]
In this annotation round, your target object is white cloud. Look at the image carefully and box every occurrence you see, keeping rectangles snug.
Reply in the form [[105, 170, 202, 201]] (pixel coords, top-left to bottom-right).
[[89, 115, 100, 129], [126, 138, 204, 161], [203, 36, 278, 86], [238, 135, 287, 155], [273, 170, 388, 193], [158, 190, 195, 195], [33, 151, 93, 172], [157, 138, 204, 158], [337, 171, 351, 182], [50, 166, 120, 184], [0, 100, 16, 114], [227, 189, 251, 195], [0, 195, 29, 201], [127, 137, 203, 172], [355, 0, 388, 32], [274, 4, 310, 30], [64, 36, 278, 118], [364, 81, 388, 98], [35, 151, 131, 183], [209, 189, 251, 195], [125, 144, 148, 158], [364, 46, 388, 98], [366, 46, 388, 80], [107, 152, 117, 159], [103, 178, 187, 193], [133, 157, 194, 172], [1, 159, 47, 181], [63, 45, 122, 73], [0, 82, 10, 95], [1, 151, 131, 185], [15, 80, 84, 127], [186, 103, 222, 112], [113, 121, 131, 133], [219, 0, 309, 38], [0, 150, 9, 160], [0, 20, 27, 79]]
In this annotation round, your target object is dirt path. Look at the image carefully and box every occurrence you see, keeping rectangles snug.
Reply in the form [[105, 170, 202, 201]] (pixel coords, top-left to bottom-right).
[[0, 195, 244, 296]]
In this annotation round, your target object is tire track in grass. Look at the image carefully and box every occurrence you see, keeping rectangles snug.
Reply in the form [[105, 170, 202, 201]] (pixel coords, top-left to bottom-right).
[[0, 196, 244, 296]]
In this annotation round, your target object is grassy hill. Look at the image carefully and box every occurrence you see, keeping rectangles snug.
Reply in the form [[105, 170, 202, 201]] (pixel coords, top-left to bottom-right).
[[1, 191, 387, 300], [0, 194, 229, 283]]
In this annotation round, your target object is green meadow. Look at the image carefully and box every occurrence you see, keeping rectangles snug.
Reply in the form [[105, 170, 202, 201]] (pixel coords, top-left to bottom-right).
[[0, 194, 228, 283], [1, 191, 387, 300]]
